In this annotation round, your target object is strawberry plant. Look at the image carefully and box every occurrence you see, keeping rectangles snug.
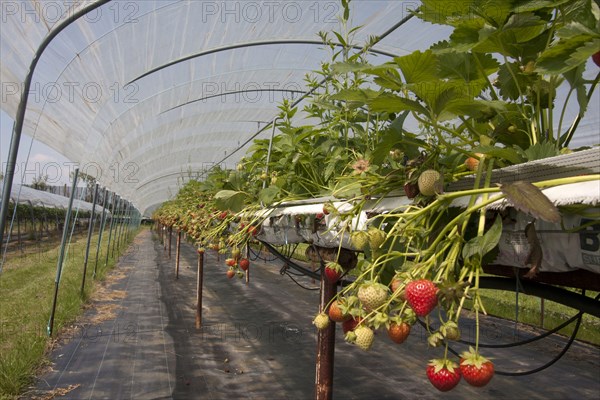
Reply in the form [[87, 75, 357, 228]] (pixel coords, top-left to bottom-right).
[[152, 0, 600, 393]]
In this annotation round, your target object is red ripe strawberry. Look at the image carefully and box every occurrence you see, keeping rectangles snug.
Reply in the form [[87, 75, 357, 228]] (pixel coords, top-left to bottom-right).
[[405, 279, 438, 316], [593, 51, 600, 67], [225, 258, 236, 267], [324, 262, 343, 283], [328, 300, 350, 323], [390, 277, 406, 301], [247, 225, 259, 237], [316, 212, 325, 220], [226, 269, 235, 279], [342, 317, 362, 334], [460, 348, 494, 387], [426, 359, 461, 392], [218, 211, 228, 220], [387, 322, 411, 344], [239, 258, 250, 271]]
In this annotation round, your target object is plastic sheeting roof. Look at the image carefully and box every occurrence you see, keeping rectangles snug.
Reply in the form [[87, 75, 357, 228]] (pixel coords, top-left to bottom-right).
[[1, 1, 599, 216], [0, 179, 107, 214]]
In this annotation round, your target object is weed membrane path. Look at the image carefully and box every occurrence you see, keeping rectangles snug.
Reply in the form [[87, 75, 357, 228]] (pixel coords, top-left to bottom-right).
[[31, 230, 599, 399]]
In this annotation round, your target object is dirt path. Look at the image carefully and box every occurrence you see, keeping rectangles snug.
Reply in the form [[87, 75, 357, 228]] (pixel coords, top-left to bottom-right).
[[29, 229, 600, 399]]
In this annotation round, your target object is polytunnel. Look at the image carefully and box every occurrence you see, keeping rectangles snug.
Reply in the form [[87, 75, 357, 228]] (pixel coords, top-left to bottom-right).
[[0, 179, 108, 214], [1, 1, 600, 399]]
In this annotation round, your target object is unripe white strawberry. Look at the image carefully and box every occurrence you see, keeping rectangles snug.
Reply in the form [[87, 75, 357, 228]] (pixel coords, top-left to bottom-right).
[[418, 170, 444, 196], [354, 325, 374, 351], [350, 231, 369, 250], [368, 228, 386, 251], [313, 313, 330, 330], [358, 281, 389, 311]]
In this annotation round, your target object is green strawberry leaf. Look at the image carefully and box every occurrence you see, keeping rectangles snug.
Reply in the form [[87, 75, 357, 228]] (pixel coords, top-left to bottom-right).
[[499, 181, 561, 223], [562, 63, 589, 115], [214, 190, 248, 213], [393, 50, 439, 84], [258, 186, 280, 205], [536, 37, 600, 74], [471, 145, 525, 164], [462, 216, 503, 260], [520, 141, 561, 161], [369, 93, 429, 115]]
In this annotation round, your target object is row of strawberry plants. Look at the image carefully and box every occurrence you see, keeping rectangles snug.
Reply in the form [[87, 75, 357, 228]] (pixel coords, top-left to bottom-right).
[[154, 0, 600, 392]]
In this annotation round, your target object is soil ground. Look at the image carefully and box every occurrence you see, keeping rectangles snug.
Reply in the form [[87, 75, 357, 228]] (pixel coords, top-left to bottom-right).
[[26, 229, 600, 399]]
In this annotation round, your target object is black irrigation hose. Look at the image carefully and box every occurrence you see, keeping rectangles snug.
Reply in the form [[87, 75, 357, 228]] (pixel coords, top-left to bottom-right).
[[419, 292, 598, 377], [458, 311, 584, 349], [248, 243, 278, 262], [280, 264, 320, 291], [259, 240, 321, 280], [444, 312, 584, 377]]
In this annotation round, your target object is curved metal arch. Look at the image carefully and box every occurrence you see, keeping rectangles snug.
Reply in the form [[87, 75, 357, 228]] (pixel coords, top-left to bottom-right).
[[93, 65, 316, 137], [136, 167, 216, 192], [210, 13, 416, 169], [99, 106, 274, 174], [127, 40, 400, 85], [160, 88, 307, 115]]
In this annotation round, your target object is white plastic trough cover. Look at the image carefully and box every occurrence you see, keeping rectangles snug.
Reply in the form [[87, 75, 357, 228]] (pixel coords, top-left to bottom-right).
[[1, 1, 599, 216], [257, 149, 600, 274]]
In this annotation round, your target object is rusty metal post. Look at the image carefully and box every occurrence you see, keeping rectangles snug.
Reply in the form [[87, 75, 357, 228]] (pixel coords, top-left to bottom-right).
[[175, 230, 181, 279], [196, 249, 205, 329], [168, 227, 172, 258], [315, 268, 336, 400], [245, 244, 250, 284]]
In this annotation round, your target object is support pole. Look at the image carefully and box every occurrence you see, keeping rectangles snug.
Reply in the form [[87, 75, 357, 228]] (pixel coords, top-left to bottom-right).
[[245, 244, 250, 284], [47, 168, 79, 337], [80, 183, 99, 296], [16, 210, 22, 253], [315, 267, 336, 400], [168, 226, 172, 258], [93, 189, 109, 278], [104, 195, 119, 268], [196, 249, 204, 329], [175, 230, 181, 279], [117, 201, 128, 249], [111, 197, 121, 258]]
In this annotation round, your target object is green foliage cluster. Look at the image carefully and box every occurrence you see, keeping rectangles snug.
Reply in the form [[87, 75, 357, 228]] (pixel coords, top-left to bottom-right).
[[153, 0, 599, 376]]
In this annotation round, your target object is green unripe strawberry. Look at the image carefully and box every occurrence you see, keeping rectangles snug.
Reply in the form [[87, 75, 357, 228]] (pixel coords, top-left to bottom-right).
[[313, 313, 330, 330], [418, 170, 444, 196], [350, 231, 369, 251], [354, 325, 375, 351], [357, 281, 389, 311], [367, 228, 386, 251]]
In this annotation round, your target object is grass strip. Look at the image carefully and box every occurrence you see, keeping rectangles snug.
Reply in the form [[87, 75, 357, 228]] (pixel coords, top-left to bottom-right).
[[0, 226, 139, 398]]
